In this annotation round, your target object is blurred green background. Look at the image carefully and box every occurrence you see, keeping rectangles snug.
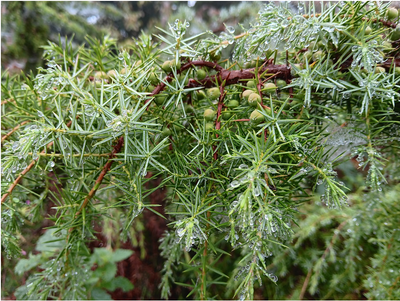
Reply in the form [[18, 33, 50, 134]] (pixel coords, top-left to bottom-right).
[[1, 1, 266, 75]]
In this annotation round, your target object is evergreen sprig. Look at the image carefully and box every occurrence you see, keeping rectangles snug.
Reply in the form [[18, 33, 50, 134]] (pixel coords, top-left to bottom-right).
[[1, 1, 400, 299]]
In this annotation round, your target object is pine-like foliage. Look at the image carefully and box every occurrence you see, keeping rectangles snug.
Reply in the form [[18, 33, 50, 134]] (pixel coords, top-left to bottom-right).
[[1, 1, 400, 299]]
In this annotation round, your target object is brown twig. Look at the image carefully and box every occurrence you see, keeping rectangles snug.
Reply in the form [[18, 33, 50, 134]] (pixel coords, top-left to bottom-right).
[[145, 60, 224, 107], [1, 157, 40, 204], [233, 118, 250, 122], [142, 55, 400, 110], [1, 119, 74, 204], [1, 98, 15, 106], [145, 61, 290, 108], [186, 64, 291, 89], [299, 268, 312, 300], [73, 135, 124, 219], [1, 121, 30, 144]]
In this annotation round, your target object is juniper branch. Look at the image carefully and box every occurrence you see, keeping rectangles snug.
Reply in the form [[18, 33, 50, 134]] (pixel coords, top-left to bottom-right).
[[73, 135, 124, 219], [1, 121, 30, 144], [1, 119, 74, 204]]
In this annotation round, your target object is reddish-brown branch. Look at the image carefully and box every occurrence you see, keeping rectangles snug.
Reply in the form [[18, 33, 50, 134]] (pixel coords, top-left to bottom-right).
[[141, 56, 400, 110], [1, 156, 40, 204], [181, 60, 224, 72], [233, 118, 250, 122], [257, 72, 264, 105], [74, 135, 124, 219], [1, 121, 30, 144], [145, 60, 224, 107], [1, 119, 74, 204], [299, 268, 312, 300], [187, 64, 291, 89], [145, 61, 291, 108], [1, 98, 15, 106]]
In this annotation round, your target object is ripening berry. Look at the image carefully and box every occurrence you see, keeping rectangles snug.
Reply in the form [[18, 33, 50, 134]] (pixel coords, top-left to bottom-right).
[[227, 99, 239, 108], [205, 122, 214, 131], [95, 80, 102, 87], [247, 80, 256, 88], [375, 66, 386, 74], [250, 110, 264, 124], [222, 110, 232, 120], [312, 50, 323, 61], [264, 82, 277, 89], [161, 128, 172, 137], [304, 51, 312, 61], [264, 83, 277, 94], [287, 49, 296, 58], [242, 89, 254, 99], [107, 70, 117, 79], [251, 58, 260, 67], [197, 90, 206, 100], [386, 7, 399, 20], [383, 41, 393, 52], [120, 68, 130, 75], [154, 95, 166, 105], [149, 72, 158, 85], [248, 93, 261, 107], [395, 67, 400, 75], [210, 52, 221, 61], [171, 59, 181, 70], [197, 69, 206, 80], [94, 71, 108, 79], [365, 26, 372, 35], [280, 92, 290, 101], [276, 79, 287, 89], [391, 23, 400, 40], [182, 105, 193, 115], [162, 61, 172, 73], [244, 61, 253, 68], [147, 85, 155, 92], [178, 72, 187, 83], [204, 108, 216, 121], [207, 87, 221, 100]]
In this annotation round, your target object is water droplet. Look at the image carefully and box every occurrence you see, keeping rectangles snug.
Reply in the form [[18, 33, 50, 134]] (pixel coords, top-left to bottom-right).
[[226, 25, 235, 34], [230, 180, 240, 188]]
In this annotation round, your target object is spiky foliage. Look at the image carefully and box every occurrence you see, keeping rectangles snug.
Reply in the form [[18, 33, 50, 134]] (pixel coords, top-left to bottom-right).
[[1, 1, 400, 299]]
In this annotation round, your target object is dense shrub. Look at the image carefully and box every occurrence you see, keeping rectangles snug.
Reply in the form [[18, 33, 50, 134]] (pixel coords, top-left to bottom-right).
[[2, 1, 400, 299]]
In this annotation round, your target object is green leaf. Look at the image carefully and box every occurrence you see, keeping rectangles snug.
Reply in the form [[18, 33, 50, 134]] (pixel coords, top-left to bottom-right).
[[93, 262, 117, 283], [15, 254, 43, 275], [110, 249, 134, 263], [35, 229, 66, 253], [90, 248, 114, 266], [102, 276, 134, 292], [91, 288, 112, 300]]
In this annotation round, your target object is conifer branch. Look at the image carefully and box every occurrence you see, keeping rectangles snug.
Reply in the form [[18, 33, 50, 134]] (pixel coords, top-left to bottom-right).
[[1, 121, 30, 144], [299, 268, 312, 300], [73, 135, 124, 219], [1, 119, 74, 204], [1, 98, 15, 106]]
